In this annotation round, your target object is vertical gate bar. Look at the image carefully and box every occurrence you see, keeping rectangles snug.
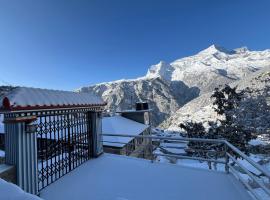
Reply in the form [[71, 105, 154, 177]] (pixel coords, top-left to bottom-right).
[[75, 113, 79, 167], [79, 113, 84, 164], [49, 115, 53, 184], [44, 115, 49, 187], [53, 114, 56, 181], [85, 112, 88, 161], [40, 116, 44, 190], [60, 113, 64, 177], [57, 114, 60, 179], [81, 112, 85, 163], [82, 113, 85, 162], [64, 114, 67, 174], [67, 113, 71, 171], [71, 113, 74, 170], [85, 112, 91, 160]]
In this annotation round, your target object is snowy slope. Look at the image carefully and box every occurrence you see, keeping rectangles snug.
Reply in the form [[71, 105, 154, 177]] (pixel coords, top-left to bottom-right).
[[161, 66, 270, 133], [80, 45, 270, 126]]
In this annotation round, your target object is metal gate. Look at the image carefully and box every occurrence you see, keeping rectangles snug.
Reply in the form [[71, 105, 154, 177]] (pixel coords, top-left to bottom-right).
[[36, 109, 93, 191]]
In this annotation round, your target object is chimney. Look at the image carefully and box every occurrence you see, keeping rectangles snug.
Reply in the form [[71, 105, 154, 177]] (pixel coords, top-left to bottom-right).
[[117, 102, 151, 125]]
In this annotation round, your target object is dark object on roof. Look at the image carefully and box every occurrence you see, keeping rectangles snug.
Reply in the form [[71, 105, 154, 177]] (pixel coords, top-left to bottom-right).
[[0, 87, 106, 112], [135, 102, 149, 111]]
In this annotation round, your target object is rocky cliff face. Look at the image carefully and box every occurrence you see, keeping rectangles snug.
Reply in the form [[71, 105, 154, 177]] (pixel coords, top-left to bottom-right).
[[80, 77, 198, 126], [79, 45, 270, 126], [161, 66, 270, 134]]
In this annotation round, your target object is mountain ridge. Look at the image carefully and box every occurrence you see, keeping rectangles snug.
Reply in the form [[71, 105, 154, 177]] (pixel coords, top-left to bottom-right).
[[79, 45, 270, 126]]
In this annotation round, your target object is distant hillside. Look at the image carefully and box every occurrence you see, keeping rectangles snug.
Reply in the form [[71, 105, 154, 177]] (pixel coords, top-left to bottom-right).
[[161, 66, 270, 135], [0, 86, 15, 98], [79, 45, 270, 126]]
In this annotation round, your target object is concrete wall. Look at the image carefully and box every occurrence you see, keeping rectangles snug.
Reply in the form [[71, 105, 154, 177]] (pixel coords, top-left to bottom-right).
[[0, 164, 16, 184], [103, 127, 152, 158]]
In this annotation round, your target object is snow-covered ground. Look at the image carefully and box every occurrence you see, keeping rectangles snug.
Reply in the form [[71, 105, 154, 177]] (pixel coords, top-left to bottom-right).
[[151, 129, 270, 199], [0, 178, 42, 200], [40, 153, 252, 200]]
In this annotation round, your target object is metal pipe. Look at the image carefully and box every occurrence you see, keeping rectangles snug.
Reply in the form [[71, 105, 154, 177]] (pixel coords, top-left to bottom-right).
[[229, 165, 261, 200], [154, 153, 226, 164], [102, 133, 226, 143], [102, 134, 270, 180], [227, 153, 270, 196], [225, 141, 270, 178]]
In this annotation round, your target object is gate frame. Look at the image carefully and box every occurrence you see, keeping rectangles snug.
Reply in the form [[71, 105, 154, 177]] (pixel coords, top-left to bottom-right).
[[3, 106, 104, 195]]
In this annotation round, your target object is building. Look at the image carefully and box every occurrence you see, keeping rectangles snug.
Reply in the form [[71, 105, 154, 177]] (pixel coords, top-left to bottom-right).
[[102, 102, 152, 158], [102, 115, 151, 157]]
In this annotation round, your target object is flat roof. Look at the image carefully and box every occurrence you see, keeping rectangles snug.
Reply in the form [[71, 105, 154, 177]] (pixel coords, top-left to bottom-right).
[[102, 115, 149, 147], [40, 154, 252, 200]]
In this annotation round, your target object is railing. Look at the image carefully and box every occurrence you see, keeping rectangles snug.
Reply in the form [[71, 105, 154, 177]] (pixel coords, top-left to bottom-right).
[[101, 133, 270, 200]]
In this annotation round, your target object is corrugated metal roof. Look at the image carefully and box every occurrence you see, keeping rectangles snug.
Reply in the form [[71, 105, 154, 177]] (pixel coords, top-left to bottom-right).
[[0, 87, 106, 111]]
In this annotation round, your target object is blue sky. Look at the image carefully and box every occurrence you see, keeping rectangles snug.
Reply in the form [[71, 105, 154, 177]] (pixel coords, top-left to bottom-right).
[[0, 0, 270, 90]]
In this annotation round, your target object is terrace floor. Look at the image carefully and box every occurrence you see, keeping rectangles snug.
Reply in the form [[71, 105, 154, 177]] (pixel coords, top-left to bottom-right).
[[40, 154, 252, 200]]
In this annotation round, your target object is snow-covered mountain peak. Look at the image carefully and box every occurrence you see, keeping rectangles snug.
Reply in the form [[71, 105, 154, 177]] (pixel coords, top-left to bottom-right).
[[79, 45, 270, 126], [146, 60, 174, 82], [145, 45, 270, 93], [234, 46, 249, 54], [198, 44, 235, 55]]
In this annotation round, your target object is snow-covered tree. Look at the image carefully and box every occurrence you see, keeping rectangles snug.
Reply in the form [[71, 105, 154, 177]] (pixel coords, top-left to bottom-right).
[[180, 84, 256, 157]]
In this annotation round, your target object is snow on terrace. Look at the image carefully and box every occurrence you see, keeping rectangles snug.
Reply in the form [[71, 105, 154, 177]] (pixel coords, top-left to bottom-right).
[[0, 178, 42, 200], [40, 154, 252, 200], [102, 115, 149, 147]]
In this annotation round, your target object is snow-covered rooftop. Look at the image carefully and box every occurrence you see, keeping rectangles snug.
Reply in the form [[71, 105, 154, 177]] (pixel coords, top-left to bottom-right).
[[0, 87, 106, 112], [102, 115, 149, 147], [40, 154, 252, 200]]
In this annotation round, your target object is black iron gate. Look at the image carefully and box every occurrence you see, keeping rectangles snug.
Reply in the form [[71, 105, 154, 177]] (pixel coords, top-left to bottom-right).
[[36, 109, 93, 191]]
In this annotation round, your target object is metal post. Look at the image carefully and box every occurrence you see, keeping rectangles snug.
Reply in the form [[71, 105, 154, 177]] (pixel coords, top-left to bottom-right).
[[225, 144, 229, 173], [86, 111, 93, 158], [4, 115, 38, 195]]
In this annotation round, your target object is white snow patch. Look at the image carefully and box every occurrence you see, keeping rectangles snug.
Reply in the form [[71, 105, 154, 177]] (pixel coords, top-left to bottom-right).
[[0, 178, 42, 200], [1, 87, 104, 109], [102, 115, 149, 147], [40, 153, 252, 200]]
